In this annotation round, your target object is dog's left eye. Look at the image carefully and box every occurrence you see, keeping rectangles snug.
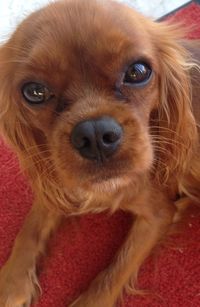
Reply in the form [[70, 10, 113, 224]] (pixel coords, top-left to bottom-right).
[[22, 82, 54, 104], [123, 62, 152, 86]]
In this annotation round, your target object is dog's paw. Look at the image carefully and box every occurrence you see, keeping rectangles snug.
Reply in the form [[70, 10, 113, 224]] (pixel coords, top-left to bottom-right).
[[69, 294, 113, 307], [173, 197, 194, 222], [0, 263, 41, 307]]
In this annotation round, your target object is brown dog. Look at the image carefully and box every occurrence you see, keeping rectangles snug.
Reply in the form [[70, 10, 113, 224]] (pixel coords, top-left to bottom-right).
[[0, 0, 199, 306]]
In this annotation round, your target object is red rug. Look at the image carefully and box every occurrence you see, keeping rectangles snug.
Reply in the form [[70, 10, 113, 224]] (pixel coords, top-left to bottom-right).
[[0, 2, 200, 307]]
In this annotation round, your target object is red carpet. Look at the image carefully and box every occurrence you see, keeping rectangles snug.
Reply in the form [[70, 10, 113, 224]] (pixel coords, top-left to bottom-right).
[[0, 2, 200, 307]]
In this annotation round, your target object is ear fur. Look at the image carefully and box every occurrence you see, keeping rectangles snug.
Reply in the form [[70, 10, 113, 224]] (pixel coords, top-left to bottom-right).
[[149, 22, 199, 195]]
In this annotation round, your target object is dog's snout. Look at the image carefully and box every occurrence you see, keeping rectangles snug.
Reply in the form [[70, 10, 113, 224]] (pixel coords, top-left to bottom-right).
[[71, 117, 123, 161]]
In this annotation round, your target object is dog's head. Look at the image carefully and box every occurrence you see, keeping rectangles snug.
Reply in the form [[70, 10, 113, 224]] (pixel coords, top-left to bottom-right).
[[0, 0, 197, 210]]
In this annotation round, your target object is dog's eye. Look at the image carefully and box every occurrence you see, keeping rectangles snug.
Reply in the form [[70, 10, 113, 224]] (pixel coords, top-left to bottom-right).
[[123, 62, 152, 86], [22, 82, 54, 104]]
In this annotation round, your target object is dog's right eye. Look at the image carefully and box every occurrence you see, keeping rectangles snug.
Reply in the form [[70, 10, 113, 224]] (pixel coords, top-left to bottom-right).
[[22, 82, 54, 104], [123, 62, 152, 86]]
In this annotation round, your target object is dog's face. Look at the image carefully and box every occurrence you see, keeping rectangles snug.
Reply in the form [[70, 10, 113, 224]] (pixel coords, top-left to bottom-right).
[[0, 0, 194, 198]]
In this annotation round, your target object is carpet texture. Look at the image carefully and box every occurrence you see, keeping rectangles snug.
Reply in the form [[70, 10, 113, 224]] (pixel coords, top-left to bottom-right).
[[0, 2, 200, 307]]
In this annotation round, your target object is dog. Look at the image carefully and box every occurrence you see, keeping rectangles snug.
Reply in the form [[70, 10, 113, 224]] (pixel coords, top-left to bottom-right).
[[0, 0, 199, 306]]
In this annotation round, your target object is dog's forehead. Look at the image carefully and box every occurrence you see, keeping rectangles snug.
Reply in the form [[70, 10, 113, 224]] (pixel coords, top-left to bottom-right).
[[11, 0, 155, 91], [19, 0, 152, 67], [37, 0, 147, 40]]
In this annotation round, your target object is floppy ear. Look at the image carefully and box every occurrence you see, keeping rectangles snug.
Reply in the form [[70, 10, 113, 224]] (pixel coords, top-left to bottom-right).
[[0, 41, 47, 184], [150, 22, 198, 187], [0, 42, 70, 210], [0, 43, 29, 149]]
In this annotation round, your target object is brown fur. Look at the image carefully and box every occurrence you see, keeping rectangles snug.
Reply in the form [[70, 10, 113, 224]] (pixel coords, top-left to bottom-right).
[[0, 0, 199, 306]]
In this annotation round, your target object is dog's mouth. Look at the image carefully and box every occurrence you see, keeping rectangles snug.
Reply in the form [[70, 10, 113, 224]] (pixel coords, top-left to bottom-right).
[[56, 151, 133, 191], [89, 167, 125, 183], [81, 158, 139, 195], [81, 166, 133, 194], [83, 155, 131, 177]]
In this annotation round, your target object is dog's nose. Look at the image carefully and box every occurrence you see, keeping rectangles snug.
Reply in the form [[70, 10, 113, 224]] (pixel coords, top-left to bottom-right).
[[71, 117, 123, 161]]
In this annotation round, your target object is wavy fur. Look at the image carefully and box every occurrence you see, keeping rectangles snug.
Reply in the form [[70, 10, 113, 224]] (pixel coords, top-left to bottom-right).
[[0, 1, 199, 306]]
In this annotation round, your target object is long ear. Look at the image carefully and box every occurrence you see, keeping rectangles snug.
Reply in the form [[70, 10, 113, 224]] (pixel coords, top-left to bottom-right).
[[149, 22, 199, 188], [0, 42, 73, 211], [0, 43, 24, 144], [0, 42, 47, 179]]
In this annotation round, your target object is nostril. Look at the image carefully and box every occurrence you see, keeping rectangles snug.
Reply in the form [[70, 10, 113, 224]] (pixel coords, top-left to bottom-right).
[[78, 137, 91, 149], [103, 132, 119, 144], [71, 120, 94, 151]]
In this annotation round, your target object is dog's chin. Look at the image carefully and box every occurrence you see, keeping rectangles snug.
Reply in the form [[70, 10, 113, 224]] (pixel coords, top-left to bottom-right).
[[75, 166, 142, 195], [61, 169, 132, 195], [89, 175, 133, 194], [58, 157, 151, 197]]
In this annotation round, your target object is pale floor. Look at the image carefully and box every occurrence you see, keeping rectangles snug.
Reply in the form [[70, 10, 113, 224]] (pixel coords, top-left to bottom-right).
[[0, 0, 190, 41]]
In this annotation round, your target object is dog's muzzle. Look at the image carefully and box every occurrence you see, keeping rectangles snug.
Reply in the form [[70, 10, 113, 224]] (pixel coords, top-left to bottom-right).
[[71, 116, 123, 161]]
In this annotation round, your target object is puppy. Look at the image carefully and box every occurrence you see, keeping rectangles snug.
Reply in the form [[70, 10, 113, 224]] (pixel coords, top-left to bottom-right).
[[0, 0, 199, 306]]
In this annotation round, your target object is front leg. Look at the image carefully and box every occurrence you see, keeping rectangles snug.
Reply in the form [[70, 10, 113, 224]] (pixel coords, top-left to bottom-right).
[[0, 202, 61, 307], [70, 191, 175, 307]]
